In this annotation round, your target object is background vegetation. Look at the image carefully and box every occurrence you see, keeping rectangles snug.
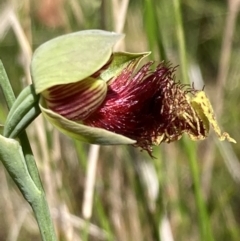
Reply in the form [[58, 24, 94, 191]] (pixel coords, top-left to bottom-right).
[[0, 0, 240, 240]]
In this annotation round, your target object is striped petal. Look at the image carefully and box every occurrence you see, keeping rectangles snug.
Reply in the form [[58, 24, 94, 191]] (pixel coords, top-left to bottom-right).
[[42, 77, 107, 120]]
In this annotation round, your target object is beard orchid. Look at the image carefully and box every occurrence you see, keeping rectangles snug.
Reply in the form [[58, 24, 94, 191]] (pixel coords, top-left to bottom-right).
[[29, 30, 235, 155]]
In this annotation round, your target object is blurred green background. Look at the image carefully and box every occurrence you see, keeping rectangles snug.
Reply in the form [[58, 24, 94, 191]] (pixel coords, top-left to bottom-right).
[[0, 0, 240, 240]]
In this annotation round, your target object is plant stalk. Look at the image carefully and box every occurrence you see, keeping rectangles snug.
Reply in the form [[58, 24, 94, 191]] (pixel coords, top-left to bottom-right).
[[0, 60, 57, 241]]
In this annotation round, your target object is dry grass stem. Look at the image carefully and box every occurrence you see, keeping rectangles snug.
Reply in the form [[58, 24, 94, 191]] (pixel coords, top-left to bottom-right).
[[82, 144, 100, 219]]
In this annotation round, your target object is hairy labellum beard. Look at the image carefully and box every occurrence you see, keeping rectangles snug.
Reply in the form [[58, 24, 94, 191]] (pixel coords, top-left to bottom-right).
[[84, 62, 204, 154]]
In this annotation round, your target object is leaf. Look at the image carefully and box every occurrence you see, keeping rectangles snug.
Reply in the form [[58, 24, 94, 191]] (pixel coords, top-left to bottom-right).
[[31, 30, 124, 94], [4, 85, 40, 138], [0, 135, 39, 203], [100, 52, 150, 82]]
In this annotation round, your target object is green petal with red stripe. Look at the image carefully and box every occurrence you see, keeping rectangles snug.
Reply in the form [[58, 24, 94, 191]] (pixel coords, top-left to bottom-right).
[[42, 77, 107, 121]]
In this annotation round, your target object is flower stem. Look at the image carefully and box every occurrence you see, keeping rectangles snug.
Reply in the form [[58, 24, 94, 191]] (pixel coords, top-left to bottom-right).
[[0, 60, 57, 241]]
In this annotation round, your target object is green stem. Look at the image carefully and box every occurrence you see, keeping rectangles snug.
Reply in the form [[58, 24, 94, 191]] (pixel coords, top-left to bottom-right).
[[0, 60, 57, 241], [0, 62, 16, 107], [172, 0, 188, 84], [171, 1, 214, 240], [184, 140, 214, 241], [144, 0, 167, 60], [130, 157, 161, 241], [31, 193, 57, 241]]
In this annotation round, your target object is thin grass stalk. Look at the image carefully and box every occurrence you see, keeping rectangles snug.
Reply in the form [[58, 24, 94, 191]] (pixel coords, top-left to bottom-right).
[[151, 148, 163, 202], [112, 0, 129, 33], [82, 144, 100, 219], [81, 145, 100, 240], [112, 0, 129, 51], [95, 194, 115, 241], [201, 0, 240, 199], [172, 0, 188, 84], [130, 156, 161, 241], [183, 139, 213, 241], [143, 0, 166, 60], [8, 9, 32, 84], [74, 140, 88, 169], [143, 1, 169, 237], [171, 0, 214, 240], [215, 0, 240, 115]]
